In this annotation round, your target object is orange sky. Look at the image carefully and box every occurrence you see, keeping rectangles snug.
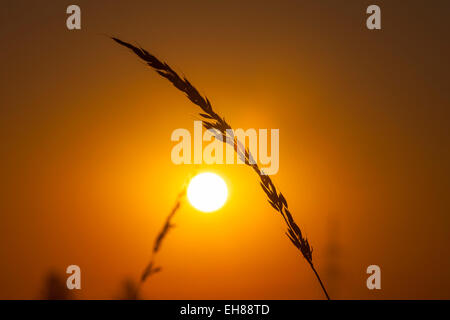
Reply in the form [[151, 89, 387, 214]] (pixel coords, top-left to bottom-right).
[[1, 1, 449, 299]]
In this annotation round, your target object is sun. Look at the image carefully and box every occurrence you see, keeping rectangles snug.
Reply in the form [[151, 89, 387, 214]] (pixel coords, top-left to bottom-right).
[[187, 172, 228, 213]]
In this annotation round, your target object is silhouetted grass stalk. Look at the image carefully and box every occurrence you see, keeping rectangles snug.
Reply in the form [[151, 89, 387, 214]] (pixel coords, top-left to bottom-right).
[[113, 37, 330, 299], [137, 188, 186, 296]]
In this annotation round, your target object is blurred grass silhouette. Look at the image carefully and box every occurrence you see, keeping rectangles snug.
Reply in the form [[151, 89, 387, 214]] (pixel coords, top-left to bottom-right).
[[40, 270, 73, 300], [136, 186, 188, 298]]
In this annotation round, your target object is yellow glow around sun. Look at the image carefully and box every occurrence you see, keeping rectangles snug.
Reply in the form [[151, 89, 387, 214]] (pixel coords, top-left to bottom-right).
[[187, 172, 228, 212]]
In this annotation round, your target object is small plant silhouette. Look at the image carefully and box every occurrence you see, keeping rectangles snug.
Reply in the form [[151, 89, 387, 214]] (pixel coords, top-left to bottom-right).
[[137, 188, 186, 295], [41, 270, 73, 300]]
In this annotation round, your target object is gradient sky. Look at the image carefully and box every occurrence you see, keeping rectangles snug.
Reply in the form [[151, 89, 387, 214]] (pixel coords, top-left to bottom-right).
[[1, 0, 449, 299]]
